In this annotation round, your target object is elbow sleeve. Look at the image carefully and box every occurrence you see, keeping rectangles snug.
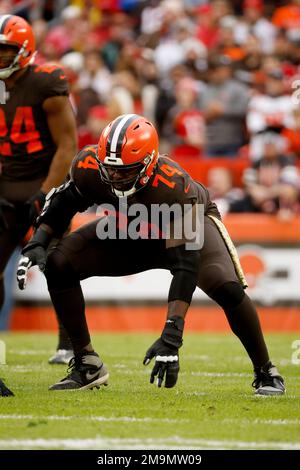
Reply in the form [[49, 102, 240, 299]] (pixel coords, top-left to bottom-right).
[[167, 244, 200, 304]]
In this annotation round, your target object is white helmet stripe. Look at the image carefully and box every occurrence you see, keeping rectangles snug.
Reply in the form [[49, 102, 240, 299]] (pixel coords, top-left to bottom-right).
[[109, 113, 136, 158], [0, 15, 11, 33]]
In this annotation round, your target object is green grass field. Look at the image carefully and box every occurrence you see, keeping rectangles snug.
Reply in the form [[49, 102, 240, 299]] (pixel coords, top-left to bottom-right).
[[0, 332, 300, 450]]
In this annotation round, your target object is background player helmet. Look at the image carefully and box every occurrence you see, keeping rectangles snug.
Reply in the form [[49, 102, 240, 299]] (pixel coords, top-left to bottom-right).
[[0, 15, 36, 79], [97, 114, 159, 197]]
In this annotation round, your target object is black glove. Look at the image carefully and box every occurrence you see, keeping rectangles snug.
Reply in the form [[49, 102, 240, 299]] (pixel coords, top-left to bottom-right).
[[0, 378, 14, 397], [16, 229, 51, 290], [0, 197, 14, 233], [143, 316, 184, 388], [17, 244, 47, 290], [25, 190, 46, 226]]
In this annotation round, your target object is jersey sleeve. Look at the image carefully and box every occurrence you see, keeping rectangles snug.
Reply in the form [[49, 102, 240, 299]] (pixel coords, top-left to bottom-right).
[[36, 180, 92, 236], [34, 63, 69, 102], [70, 145, 100, 196], [153, 156, 199, 208]]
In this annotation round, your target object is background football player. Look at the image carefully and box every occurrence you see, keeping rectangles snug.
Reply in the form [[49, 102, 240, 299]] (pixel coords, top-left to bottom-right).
[[0, 15, 77, 366]]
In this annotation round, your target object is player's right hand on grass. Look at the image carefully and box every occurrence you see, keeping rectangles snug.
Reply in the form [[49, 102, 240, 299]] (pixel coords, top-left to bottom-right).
[[17, 243, 47, 290]]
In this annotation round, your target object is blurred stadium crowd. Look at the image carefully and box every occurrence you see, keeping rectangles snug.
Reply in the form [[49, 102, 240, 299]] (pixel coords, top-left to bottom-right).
[[3, 0, 300, 217]]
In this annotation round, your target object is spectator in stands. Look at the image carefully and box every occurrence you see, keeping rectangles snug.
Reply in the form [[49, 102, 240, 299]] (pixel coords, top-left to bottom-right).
[[101, 12, 134, 72], [140, 0, 164, 39], [234, 34, 262, 84], [44, 6, 83, 57], [272, 0, 300, 32], [135, 48, 160, 123], [78, 50, 112, 102], [235, 0, 276, 54], [195, 0, 232, 50], [155, 63, 190, 134], [201, 55, 249, 157], [60, 51, 85, 114], [277, 166, 300, 219], [78, 106, 111, 149], [109, 69, 141, 117], [207, 167, 244, 216], [247, 68, 295, 161], [283, 29, 300, 81], [161, 77, 205, 156], [282, 108, 300, 158], [230, 133, 299, 214], [217, 15, 245, 62]]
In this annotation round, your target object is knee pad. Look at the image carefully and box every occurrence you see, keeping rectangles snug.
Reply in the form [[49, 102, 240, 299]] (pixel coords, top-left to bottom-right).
[[209, 281, 245, 310], [45, 249, 78, 290]]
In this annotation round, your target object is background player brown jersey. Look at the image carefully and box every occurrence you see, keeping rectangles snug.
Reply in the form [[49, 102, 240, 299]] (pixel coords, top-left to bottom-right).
[[0, 15, 77, 369], [0, 63, 70, 187]]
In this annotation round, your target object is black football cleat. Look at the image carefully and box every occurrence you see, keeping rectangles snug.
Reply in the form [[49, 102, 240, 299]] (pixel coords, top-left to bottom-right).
[[49, 351, 109, 391], [253, 361, 285, 396]]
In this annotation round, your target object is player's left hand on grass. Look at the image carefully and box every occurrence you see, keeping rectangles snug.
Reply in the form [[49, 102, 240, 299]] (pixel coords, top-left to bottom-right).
[[143, 316, 184, 388], [17, 244, 47, 290], [143, 337, 179, 388]]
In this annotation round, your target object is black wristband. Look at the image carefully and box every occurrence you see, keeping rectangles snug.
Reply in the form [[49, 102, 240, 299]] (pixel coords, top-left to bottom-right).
[[161, 315, 185, 349]]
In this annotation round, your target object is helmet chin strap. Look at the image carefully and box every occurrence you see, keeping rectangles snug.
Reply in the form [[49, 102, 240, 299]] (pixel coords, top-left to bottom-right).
[[0, 60, 20, 79], [112, 171, 150, 198], [113, 185, 139, 198], [100, 150, 157, 198]]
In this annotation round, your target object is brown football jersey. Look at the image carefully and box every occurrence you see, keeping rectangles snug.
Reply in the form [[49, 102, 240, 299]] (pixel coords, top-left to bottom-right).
[[0, 63, 69, 182], [70, 145, 220, 219]]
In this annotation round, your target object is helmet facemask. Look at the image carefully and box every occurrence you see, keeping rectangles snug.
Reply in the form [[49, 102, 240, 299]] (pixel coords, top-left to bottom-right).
[[97, 151, 156, 198], [0, 43, 20, 78], [0, 41, 34, 79]]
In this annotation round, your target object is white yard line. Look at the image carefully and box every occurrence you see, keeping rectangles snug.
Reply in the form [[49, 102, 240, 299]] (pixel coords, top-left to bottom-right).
[[191, 372, 251, 377], [224, 418, 300, 426], [0, 437, 299, 450], [4, 415, 298, 426], [9, 350, 53, 355], [0, 414, 187, 423]]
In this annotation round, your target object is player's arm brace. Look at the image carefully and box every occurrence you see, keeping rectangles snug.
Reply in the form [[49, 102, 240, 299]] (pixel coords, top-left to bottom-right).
[[17, 181, 91, 290]]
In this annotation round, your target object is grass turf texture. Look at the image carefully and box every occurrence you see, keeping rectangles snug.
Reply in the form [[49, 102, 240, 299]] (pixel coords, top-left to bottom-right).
[[0, 332, 299, 449]]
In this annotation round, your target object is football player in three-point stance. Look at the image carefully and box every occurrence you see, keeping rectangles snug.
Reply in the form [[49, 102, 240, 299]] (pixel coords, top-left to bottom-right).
[[17, 113, 285, 396], [0, 15, 77, 391]]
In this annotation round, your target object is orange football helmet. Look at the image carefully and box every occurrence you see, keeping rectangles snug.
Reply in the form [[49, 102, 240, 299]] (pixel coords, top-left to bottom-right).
[[0, 15, 36, 79], [97, 114, 159, 197]]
